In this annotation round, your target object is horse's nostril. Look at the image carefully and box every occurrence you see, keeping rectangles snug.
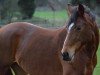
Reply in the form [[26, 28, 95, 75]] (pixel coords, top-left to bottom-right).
[[62, 52, 71, 61]]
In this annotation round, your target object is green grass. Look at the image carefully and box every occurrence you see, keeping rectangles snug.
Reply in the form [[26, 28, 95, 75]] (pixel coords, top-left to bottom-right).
[[94, 45, 100, 75], [33, 10, 68, 27], [34, 10, 68, 20]]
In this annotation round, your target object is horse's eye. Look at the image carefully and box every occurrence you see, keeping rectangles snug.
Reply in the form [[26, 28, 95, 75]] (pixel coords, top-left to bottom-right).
[[76, 27, 81, 31]]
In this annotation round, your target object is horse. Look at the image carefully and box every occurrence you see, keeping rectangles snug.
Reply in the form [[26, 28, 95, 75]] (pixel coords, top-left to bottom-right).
[[0, 4, 99, 75]]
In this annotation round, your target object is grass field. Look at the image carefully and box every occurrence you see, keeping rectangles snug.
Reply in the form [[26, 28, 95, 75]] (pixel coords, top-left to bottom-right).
[[34, 10, 68, 27], [34, 10, 68, 20], [94, 45, 100, 75]]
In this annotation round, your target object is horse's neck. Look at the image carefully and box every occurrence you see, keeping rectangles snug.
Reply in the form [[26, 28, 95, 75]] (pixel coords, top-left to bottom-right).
[[71, 48, 88, 73], [56, 27, 67, 50]]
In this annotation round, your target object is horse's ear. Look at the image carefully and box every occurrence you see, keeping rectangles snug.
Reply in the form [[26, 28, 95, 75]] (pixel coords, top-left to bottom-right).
[[67, 4, 73, 16], [78, 4, 84, 17]]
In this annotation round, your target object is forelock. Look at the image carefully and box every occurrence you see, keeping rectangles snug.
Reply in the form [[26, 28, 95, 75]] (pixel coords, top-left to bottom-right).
[[67, 9, 78, 27]]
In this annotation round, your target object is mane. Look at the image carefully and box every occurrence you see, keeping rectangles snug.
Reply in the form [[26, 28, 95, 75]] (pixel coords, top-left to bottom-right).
[[85, 7, 96, 21], [67, 5, 96, 27]]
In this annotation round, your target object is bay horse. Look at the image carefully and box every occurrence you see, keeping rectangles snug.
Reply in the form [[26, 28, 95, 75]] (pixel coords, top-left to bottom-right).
[[0, 4, 99, 75]]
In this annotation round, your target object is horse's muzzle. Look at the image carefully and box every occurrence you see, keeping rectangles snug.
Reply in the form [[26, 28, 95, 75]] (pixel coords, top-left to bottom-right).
[[61, 52, 71, 61]]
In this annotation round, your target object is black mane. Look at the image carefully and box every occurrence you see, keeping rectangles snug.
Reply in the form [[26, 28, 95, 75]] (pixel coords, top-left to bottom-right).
[[85, 10, 95, 21]]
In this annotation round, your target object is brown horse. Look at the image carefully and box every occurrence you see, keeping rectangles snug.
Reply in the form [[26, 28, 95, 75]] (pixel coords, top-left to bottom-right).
[[0, 4, 99, 75]]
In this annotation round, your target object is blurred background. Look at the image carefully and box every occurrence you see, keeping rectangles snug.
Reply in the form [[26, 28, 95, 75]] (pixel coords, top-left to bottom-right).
[[0, 0, 100, 75], [0, 0, 100, 28]]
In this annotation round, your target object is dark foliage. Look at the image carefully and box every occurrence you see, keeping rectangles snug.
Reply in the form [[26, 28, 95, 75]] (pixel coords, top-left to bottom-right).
[[18, 0, 36, 19]]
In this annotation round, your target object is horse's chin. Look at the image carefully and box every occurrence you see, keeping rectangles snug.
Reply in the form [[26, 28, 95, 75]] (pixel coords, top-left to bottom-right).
[[67, 59, 74, 64], [66, 60, 73, 64]]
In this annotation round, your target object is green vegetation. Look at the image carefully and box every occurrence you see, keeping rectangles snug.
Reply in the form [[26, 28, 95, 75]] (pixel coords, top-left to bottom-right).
[[34, 10, 68, 20], [33, 10, 68, 27], [94, 45, 100, 75]]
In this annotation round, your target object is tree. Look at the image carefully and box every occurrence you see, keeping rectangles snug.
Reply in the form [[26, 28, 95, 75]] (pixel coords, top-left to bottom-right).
[[0, 0, 12, 19], [18, 0, 36, 19], [69, 0, 100, 16], [0, 0, 17, 24], [70, 0, 96, 9]]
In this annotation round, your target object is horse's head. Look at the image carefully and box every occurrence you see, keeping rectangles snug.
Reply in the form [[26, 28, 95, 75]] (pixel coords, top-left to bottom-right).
[[61, 4, 97, 62]]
